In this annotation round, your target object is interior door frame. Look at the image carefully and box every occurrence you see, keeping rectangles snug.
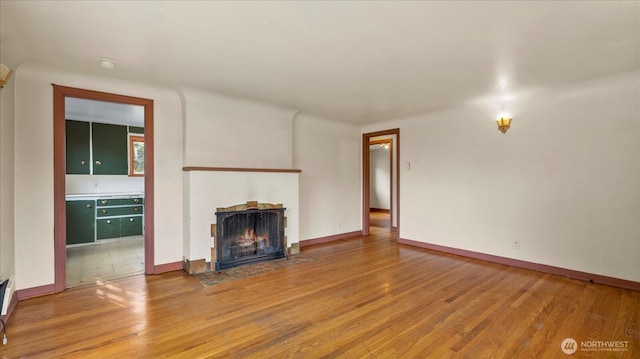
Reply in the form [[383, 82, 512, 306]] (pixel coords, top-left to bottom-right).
[[369, 138, 393, 227], [53, 85, 155, 292], [362, 128, 400, 236]]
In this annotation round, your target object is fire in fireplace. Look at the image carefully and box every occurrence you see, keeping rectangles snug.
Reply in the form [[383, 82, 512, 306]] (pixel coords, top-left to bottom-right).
[[215, 202, 286, 270]]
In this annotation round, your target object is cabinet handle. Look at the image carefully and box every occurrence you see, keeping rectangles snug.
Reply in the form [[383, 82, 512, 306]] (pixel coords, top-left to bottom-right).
[[95, 160, 102, 166], [134, 207, 140, 212], [107, 220, 111, 224], [81, 160, 86, 165], [133, 198, 139, 203], [101, 200, 107, 205], [130, 218, 134, 222], [102, 209, 108, 214], [86, 203, 92, 208]]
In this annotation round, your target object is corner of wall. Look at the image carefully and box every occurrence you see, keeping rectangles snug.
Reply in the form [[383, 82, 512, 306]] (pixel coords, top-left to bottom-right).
[[0, 70, 16, 281]]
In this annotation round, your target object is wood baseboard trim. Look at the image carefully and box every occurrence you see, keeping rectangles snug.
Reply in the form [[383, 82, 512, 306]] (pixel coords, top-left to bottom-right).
[[398, 238, 640, 292], [154, 261, 184, 274], [16, 284, 56, 300], [300, 231, 362, 247], [0, 292, 18, 322]]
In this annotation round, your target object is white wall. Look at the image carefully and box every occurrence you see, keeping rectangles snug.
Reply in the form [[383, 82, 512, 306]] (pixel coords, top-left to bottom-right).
[[184, 171, 299, 262], [13, 63, 184, 290], [364, 71, 640, 282], [182, 88, 296, 169], [180, 88, 301, 262], [293, 113, 361, 240], [66, 175, 144, 195], [181, 90, 362, 249], [0, 70, 16, 281], [369, 146, 391, 209]]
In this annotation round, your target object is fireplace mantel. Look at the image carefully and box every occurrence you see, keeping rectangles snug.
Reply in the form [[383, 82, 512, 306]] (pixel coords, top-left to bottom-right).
[[183, 168, 299, 273]]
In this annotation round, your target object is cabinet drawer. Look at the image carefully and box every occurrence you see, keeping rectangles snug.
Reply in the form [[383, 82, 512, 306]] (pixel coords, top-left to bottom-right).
[[96, 218, 121, 239], [97, 206, 143, 217], [97, 198, 143, 206], [121, 216, 143, 236]]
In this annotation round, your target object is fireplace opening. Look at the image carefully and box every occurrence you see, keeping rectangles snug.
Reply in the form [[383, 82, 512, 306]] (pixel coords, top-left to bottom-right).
[[215, 203, 286, 270]]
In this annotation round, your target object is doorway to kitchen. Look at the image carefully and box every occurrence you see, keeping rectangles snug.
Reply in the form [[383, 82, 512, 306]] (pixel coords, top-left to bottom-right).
[[53, 85, 155, 292]]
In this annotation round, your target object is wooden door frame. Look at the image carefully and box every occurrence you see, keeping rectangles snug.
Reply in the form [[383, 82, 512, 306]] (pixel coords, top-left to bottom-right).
[[53, 85, 155, 292], [362, 128, 400, 236], [368, 138, 393, 228]]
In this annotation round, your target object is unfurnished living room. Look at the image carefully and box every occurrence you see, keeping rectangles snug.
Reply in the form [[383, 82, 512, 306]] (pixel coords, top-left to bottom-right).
[[0, 1, 639, 358]]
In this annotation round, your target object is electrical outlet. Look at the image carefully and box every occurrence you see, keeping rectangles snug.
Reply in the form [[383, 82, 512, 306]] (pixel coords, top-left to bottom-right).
[[513, 241, 520, 250]]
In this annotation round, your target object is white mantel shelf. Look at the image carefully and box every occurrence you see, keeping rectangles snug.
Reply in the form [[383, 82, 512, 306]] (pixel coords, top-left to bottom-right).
[[182, 166, 301, 173]]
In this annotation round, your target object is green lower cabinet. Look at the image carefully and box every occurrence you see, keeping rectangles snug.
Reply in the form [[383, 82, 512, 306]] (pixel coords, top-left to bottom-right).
[[121, 216, 143, 236], [97, 216, 143, 239], [66, 200, 95, 245], [97, 218, 121, 240]]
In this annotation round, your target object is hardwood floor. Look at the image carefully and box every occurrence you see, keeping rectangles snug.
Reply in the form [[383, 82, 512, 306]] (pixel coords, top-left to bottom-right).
[[2, 227, 639, 358], [369, 210, 391, 229]]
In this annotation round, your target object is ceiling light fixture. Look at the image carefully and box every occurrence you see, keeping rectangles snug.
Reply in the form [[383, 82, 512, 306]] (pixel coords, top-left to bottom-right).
[[99, 59, 116, 70], [0, 64, 13, 89]]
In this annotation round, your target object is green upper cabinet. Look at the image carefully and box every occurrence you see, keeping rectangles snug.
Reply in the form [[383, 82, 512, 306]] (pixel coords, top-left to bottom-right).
[[92, 122, 128, 175], [66, 120, 133, 175], [128, 126, 144, 134], [65, 120, 91, 174]]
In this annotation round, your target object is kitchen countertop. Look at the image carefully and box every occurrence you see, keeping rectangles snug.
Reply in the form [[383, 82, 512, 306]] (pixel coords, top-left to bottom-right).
[[65, 192, 145, 200]]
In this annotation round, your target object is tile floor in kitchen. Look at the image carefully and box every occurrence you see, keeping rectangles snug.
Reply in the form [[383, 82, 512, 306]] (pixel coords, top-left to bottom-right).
[[66, 235, 145, 288]]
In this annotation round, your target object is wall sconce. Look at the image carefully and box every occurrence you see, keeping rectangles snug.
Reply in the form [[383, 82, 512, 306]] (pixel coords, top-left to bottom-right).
[[0, 64, 13, 89], [497, 116, 512, 134]]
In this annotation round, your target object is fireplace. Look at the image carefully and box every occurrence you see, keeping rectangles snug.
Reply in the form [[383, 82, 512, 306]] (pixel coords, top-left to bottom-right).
[[214, 202, 286, 270]]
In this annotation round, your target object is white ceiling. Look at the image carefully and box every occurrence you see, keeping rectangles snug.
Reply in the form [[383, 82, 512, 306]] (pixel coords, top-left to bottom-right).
[[1, 1, 638, 124], [65, 98, 144, 127]]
